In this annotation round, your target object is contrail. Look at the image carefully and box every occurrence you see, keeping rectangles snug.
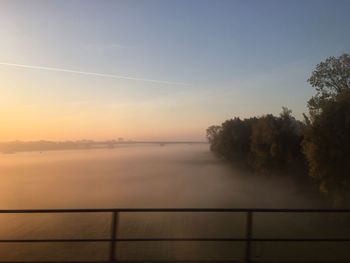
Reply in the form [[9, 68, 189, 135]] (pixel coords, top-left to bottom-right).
[[0, 62, 189, 86]]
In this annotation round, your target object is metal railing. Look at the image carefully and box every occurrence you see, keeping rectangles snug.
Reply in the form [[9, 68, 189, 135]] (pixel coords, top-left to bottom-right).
[[1, 208, 350, 263]]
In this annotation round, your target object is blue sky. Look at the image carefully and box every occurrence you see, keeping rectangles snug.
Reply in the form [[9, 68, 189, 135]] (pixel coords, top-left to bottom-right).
[[0, 0, 349, 140]]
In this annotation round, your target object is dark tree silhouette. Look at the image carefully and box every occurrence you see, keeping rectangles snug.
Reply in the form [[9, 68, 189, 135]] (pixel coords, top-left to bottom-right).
[[250, 108, 304, 174], [303, 53, 350, 206], [308, 53, 350, 118], [207, 109, 304, 174], [206, 125, 222, 151]]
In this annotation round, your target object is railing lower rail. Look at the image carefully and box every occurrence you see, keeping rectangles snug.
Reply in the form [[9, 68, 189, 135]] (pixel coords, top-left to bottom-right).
[[1, 208, 350, 263]]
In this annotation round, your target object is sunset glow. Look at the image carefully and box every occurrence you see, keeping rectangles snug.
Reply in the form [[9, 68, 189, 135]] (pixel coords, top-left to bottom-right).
[[1, 0, 349, 141]]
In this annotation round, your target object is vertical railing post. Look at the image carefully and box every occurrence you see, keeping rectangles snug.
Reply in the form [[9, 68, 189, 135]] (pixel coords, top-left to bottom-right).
[[109, 211, 119, 262], [244, 211, 253, 263]]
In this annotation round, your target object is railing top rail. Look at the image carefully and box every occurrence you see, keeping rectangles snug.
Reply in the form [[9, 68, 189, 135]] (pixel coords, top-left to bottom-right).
[[0, 208, 350, 213]]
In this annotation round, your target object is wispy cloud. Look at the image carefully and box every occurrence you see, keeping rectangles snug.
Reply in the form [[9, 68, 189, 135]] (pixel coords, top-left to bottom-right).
[[0, 62, 189, 86]]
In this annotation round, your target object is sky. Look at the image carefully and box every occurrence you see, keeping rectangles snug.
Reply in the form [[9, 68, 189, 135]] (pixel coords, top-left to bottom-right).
[[0, 0, 349, 141]]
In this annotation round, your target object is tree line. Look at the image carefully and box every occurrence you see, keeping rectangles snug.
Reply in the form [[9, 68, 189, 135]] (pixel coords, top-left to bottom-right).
[[207, 54, 350, 206]]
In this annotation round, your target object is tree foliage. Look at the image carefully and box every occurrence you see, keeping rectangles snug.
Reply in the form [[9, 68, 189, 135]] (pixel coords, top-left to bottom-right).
[[250, 109, 304, 173], [303, 53, 350, 206], [307, 53, 350, 118], [206, 125, 222, 151], [207, 109, 304, 174], [206, 118, 257, 167]]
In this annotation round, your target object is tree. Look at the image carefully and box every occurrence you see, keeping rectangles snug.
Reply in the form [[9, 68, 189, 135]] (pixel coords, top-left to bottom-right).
[[218, 117, 255, 163], [206, 117, 257, 167], [303, 90, 350, 206], [206, 125, 222, 151], [303, 53, 350, 206], [250, 109, 304, 173], [206, 109, 304, 174], [307, 53, 350, 118]]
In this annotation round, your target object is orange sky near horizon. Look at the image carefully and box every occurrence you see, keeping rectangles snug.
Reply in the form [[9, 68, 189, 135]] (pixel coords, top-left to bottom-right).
[[0, 68, 209, 141]]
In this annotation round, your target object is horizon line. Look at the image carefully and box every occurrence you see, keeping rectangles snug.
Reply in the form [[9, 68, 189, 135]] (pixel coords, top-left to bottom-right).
[[0, 140, 208, 143]]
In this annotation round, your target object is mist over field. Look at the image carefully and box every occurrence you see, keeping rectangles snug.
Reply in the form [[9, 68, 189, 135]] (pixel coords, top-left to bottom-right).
[[0, 144, 328, 261], [0, 144, 322, 209], [1, 144, 348, 262]]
